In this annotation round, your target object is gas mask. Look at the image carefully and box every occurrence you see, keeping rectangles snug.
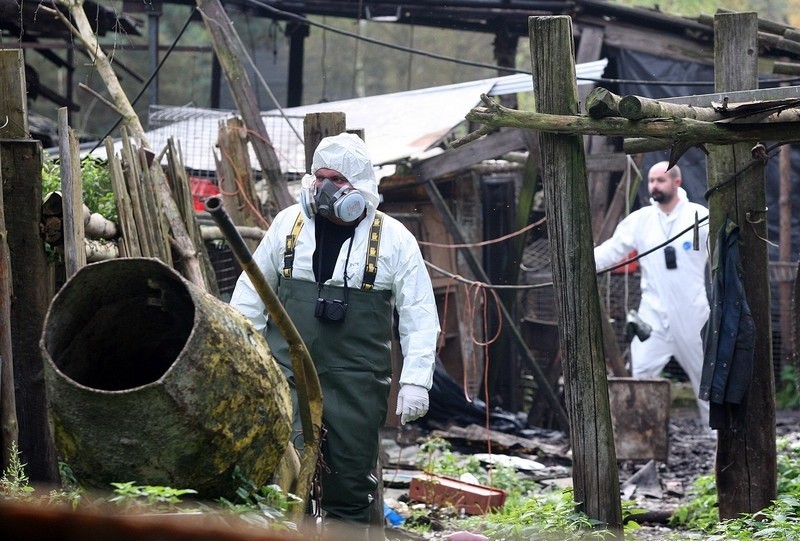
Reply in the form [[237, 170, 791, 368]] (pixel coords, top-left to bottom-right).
[[300, 178, 366, 223]]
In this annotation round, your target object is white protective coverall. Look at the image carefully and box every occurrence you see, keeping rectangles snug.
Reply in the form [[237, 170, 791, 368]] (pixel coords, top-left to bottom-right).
[[594, 187, 710, 423], [230, 134, 440, 526], [230, 136, 440, 390]]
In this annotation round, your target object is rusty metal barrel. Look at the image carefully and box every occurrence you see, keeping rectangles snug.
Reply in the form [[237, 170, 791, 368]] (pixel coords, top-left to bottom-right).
[[40, 258, 292, 498]]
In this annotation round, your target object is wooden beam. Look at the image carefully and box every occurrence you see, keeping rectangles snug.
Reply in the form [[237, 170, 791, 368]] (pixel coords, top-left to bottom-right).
[[415, 128, 530, 180], [529, 15, 621, 532], [1, 140, 59, 483], [659, 85, 800, 107], [0, 144, 18, 472], [468, 95, 800, 145]]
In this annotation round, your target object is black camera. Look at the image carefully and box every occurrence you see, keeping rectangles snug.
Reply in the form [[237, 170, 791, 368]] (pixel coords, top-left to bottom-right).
[[315, 298, 348, 322], [664, 246, 677, 269]]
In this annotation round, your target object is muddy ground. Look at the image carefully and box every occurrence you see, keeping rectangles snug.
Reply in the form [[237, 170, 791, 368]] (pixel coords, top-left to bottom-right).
[[382, 398, 800, 540]]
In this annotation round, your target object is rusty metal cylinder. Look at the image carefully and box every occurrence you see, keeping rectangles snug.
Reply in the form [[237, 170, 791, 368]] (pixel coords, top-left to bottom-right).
[[40, 258, 292, 498]]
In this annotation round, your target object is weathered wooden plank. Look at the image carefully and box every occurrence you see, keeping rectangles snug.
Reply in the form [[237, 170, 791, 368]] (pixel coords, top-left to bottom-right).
[[0, 144, 18, 471], [708, 12, 777, 520], [216, 118, 263, 252], [529, 15, 621, 531], [416, 128, 530, 180], [0, 50, 27, 140], [58, 108, 86, 279], [303, 112, 346, 171], [105, 137, 140, 258], [660, 84, 800, 106], [1, 139, 59, 482]]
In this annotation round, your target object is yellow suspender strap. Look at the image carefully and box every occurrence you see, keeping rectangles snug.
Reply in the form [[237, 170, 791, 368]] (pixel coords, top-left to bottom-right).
[[361, 212, 383, 290], [282, 213, 305, 278]]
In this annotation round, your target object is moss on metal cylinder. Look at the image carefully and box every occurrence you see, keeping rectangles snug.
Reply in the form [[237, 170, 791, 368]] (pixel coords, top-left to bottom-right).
[[40, 258, 292, 498]]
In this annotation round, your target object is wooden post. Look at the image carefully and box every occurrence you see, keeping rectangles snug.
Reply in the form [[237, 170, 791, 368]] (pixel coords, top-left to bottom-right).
[[195, 0, 294, 216], [0, 49, 59, 481], [529, 16, 622, 532], [58, 107, 86, 279], [216, 118, 263, 252], [779, 144, 793, 369], [708, 12, 776, 519], [0, 147, 19, 472], [303, 112, 347, 171]]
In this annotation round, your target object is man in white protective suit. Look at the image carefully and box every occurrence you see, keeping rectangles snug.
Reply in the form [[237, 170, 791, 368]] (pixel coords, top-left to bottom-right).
[[594, 161, 710, 426], [230, 132, 440, 537]]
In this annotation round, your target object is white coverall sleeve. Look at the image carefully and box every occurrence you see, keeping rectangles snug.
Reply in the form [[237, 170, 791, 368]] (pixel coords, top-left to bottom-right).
[[594, 213, 639, 272], [229, 210, 287, 332], [392, 233, 440, 391]]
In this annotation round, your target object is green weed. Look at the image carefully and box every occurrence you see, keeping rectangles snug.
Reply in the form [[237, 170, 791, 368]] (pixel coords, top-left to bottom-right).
[[42, 156, 118, 223], [0, 441, 35, 501], [670, 437, 800, 538]]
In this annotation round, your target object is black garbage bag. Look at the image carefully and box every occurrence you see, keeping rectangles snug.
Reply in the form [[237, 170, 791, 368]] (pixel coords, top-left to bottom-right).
[[414, 359, 524, 434]]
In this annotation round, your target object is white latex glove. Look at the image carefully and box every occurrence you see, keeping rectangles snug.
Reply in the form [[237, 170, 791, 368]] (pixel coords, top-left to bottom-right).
[[395, 384, 429, 425]]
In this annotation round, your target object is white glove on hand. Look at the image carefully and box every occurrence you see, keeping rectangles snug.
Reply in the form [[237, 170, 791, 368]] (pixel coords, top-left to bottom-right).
[[396, 384, 429, 425]]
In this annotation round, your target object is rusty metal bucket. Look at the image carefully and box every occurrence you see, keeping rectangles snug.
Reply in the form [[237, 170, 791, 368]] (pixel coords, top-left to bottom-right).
[[607, 377, 671, 461], [40, 258, 292, 498]]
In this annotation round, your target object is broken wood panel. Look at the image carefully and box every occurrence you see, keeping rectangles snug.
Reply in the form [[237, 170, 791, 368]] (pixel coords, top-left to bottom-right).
[[416, 128, 530, 181]]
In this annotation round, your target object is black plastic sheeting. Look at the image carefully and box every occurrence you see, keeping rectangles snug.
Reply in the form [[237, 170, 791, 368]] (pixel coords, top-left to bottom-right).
[[413, 360, 524, 434]]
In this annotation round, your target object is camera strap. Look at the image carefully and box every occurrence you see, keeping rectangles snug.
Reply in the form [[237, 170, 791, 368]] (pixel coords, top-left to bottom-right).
[[361, 212, 384, 290], [282, 213, 305, 278], [316, 227, 355, 306], [282, 211, 385, 289]]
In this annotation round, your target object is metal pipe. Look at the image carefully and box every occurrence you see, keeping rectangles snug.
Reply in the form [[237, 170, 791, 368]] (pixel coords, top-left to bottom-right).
[[204, 196, 321, 506]]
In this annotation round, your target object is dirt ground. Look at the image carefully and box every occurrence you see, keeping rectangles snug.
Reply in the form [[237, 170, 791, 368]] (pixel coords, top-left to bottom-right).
[[382, 394, 800, 540], [627, 406, 800, 540]]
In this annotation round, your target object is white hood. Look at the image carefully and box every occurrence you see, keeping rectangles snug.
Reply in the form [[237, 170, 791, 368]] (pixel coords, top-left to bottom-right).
[[306, 132, 381, 210]]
